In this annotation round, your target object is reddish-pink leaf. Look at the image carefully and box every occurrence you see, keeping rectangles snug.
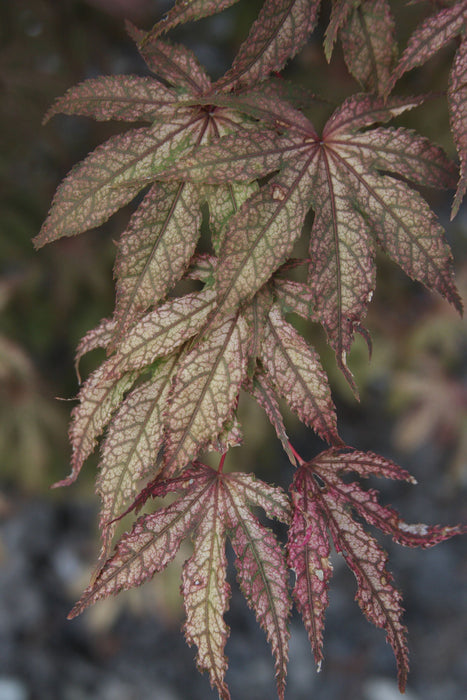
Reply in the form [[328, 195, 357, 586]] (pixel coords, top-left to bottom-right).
[[113, 182, 204, 339], [339, 0, 397, 95], [74, 317, 115, 382], [288, 468, 332, 667], [150, 0, 241, 36], [324, 0, 354, 61], [163, 315, 249, 476], [215, 0, 320, 92], [136, 35, 212, 95], [226, 491, 291, 699], [386, 1, 467, 96], [182, 483, 231, 700], [69, 465, 211, 618], [261, 305, 340, 445], [34, 119, 201, 247], [449, 38, 467, 218], [43, 76, 177, 123], [290, 447, 466, 690], [55, 358, 137, 488]]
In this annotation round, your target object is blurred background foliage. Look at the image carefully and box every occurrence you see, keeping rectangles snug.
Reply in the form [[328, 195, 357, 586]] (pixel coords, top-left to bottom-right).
[[0, 1, 466, 694]]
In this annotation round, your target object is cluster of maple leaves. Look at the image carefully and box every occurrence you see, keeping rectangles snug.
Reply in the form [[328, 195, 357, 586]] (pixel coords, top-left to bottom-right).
[[35, 1, 466, 698]]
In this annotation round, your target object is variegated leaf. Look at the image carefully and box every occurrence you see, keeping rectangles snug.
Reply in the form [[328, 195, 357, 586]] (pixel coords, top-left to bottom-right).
[[55, 358, 137, 488], [307, 148, 375, 367], [182, 489, 231, 700], [97, 357, 177, 560], [226, 490, 291, 699], [214, 161, 316, 319], [69, 465, 210, 618], [288, 467, 332, 667], [289, 447, 465, 690], [113, 182, 204, 339], [43, 76, 177, 123], [34, 119, 201, 247], [112, 289, 216, 375], [340, 0, 397, 95], [215, 0, 320, 92], [386, 0, 467, 97], [449, 38, 467, 218], [261, 306, 340, 444], [163, 315, 249, 476]]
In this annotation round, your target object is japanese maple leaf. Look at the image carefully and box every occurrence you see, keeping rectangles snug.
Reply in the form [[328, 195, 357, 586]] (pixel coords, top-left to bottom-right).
[[288, 447, 466, 691], [69, 462, 292, 700], [34, 30, 275, 342], [325, 0, 398, 95], [163, 92, 461, 383], [385, 0, 467, 217]]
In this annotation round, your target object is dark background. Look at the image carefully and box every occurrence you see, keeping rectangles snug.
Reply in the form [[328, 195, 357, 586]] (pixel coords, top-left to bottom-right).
[[0, 1, 466, 699]]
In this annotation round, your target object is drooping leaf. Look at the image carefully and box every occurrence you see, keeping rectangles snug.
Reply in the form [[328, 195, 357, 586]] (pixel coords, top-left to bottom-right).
[[55, 358, 137, 488], [112, 289, 216, 376], [247, 369, 296, 465], [261, 305, 340, 445], [225, 489, 291, 698], [339, 0, 397, 95], [163, 315, 250, 476], [182, 483, 231, 700], [43, 76, 177, 123], [137, 35, 212, 95], [449, 38, 467, 218], [215, 0, 320, 92], [289, 447, 465, 690], [71, 463, 291, 699], [74, 317, 116, 382], [34, 118, 201, 247], [149, 0, 241, 37], [69, 465, 209, 617], [386, 0, 467, 96], [213, 162, 317, 320], [324, 0, 355, 61], [97, 357, 177, 560]]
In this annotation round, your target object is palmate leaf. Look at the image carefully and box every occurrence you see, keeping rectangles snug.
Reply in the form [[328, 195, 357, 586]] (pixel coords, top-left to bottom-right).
[[172, 92, 461, 375], [70, 463, 291, 700], [289, 447, 466, 691]]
